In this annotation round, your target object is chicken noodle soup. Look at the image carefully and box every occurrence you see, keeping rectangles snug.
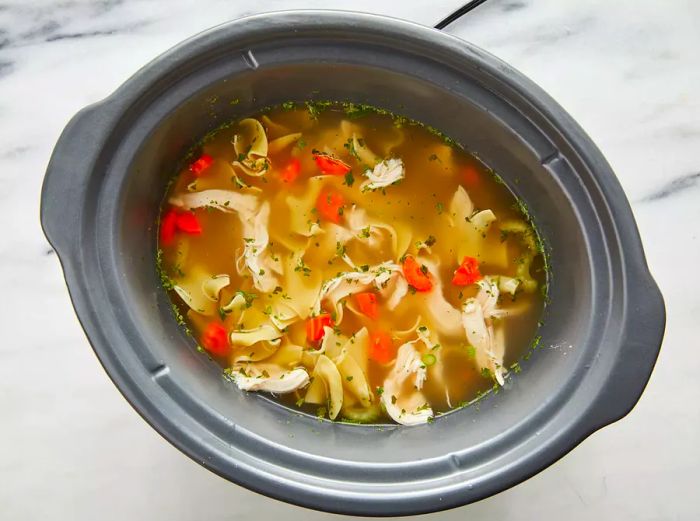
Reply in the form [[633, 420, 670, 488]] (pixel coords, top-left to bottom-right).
[[158, 103, 546, 425]]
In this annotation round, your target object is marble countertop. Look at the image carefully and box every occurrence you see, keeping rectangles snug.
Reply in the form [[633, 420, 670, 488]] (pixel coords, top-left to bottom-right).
[[2, 0, 698, 519]]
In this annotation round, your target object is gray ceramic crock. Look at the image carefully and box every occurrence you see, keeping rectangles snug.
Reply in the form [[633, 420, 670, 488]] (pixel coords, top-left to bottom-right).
[[40, 10, 665, 517]]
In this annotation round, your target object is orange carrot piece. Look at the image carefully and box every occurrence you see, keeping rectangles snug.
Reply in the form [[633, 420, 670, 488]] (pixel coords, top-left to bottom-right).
[[160, 208, 178, 246], [452, 256, 482, 286], [369, 331, 396, 364], [402, 255, 433, 292], [174, 211, 202, 235], [313, 153, 351, 175], [201, 322, 230, 356], [280, 158, 301, 183], [189, 154, 214, 176], [354, 292, 379, 320], [463, 164, 480, 186], [316, 190, 345, 223], [306, 313, 333, 344]]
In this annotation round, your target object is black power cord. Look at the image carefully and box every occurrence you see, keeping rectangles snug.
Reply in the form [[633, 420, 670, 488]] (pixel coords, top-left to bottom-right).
[[434, 0, 490, 30]]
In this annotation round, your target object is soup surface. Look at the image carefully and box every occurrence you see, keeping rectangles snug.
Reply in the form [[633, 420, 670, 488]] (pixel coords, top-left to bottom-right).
[[158, 103, 546, 425]]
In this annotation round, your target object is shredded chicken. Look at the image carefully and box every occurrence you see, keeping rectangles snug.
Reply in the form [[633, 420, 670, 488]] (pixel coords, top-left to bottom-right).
[[236, 201, 281, 293], [231, 367, 309, 393], [461, 276, 506, 385], [381, 342, 433, 426], [313, 262, 402, 322], [360, 158, 405, 192]]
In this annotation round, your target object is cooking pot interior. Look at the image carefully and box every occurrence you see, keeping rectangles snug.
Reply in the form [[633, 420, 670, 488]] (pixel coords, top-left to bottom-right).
[[107, 52, 599, 466]]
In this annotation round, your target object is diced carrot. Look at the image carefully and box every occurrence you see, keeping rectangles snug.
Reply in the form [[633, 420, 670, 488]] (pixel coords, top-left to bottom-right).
[[369, 331, 396, 364], [175, 211, 202, 234], [402, 255, 433, 292], [280, 158, 301, 183], [354, 292, 379, 320], [189, 154, 214, 176], [463, 164, 480, 186], [306, 313, 333, 344], [160, 208, 178, 246], [313, 153, 351, 175], [201, 322, 230, 356], [452, 256, 482, 286], [316, 190, 345, 223]]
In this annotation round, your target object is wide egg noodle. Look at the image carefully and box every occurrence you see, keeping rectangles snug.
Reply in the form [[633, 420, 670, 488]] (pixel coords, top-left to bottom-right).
[[448, 185, 507, 269], [232, 118, 270, 177], [414, 257, 463, 338], [309, 354, 344, 419], [281, 251, 323, 320], [230, 324, 281, 347], [172, 265, 221, 316], [268, 132, 302, 155], [286, 177, 326, 237]]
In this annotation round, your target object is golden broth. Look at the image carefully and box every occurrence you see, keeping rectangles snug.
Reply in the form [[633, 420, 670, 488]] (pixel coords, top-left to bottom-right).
[[159, 104, 546, 424]]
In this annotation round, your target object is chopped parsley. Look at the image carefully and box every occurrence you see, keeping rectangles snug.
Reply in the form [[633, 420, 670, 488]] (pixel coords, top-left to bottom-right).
[[294, 257, 312, 277], [343, 170, 355, 187], [236, 290, 258, 308], [343, 138, 361, 161]]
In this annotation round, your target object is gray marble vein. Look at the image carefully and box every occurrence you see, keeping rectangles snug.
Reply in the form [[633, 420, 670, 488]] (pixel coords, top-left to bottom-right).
[[0, 1, 698, 520], [639, 171, 700, 202]]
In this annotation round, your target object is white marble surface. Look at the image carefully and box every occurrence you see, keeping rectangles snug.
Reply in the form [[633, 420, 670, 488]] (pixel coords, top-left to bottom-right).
[[1, 0, 698, 519]]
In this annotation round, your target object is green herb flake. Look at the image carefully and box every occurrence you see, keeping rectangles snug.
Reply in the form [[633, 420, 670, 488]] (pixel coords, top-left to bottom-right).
[[343, 170, 355, 187], [236, 290, 258, 308], [294, 257, 312, 277]]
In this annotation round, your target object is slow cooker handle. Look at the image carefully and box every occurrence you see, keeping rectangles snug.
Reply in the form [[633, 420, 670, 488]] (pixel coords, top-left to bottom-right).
[[40, 103, 108, 255], [589, 270, 665, 428]]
